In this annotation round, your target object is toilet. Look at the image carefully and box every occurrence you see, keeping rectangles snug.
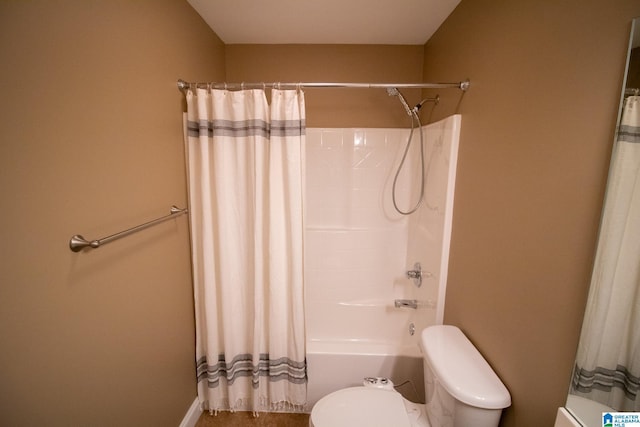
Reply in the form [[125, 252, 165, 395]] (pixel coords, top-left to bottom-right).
[[309, 325, 511, 427]]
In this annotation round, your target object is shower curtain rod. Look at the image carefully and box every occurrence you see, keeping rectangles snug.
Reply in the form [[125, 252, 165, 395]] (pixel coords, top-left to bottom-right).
[[177, 78, 470, 91]]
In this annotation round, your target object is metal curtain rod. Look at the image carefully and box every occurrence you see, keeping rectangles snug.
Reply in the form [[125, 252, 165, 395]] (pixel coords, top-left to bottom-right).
[[69, 206, 188, 252], [176, 78, 470, 91]]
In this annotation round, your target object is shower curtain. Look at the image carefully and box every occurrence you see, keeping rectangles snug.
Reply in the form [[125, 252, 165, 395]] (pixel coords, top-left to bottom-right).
[[572, 95, 640, 411], [185, 88, 307, 413]]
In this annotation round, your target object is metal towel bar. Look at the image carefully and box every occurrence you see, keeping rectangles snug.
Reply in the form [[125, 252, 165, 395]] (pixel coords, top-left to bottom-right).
[[69, 206, 188, 252]]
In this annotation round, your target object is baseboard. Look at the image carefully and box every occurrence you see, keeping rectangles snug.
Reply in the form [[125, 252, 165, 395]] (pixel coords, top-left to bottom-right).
[[179, 397, 202, 427]]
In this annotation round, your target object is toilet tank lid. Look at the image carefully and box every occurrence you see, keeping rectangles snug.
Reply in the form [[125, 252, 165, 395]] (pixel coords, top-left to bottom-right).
[[420, 325, 511, 410]]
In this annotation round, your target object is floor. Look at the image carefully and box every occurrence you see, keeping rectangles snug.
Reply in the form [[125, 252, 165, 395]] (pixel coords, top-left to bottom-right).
[[195, 411, 310, 427]]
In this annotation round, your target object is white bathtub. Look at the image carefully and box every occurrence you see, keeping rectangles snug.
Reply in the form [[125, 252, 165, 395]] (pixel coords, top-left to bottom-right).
[[556, 394, 615, 427], [305, 338, 426, 411]]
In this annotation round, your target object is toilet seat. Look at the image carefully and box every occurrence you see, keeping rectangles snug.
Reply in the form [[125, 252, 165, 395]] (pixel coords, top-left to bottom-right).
[[310, 387, 413, 427]]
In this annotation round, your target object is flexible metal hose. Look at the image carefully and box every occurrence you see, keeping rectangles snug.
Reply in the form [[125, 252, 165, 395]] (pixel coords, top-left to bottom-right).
[[391, 110, 424, 215]]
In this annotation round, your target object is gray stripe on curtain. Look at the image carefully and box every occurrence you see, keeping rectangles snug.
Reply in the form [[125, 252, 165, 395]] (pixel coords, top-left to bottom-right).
[[572, 364, 640, 399], [189, 119, 270, 138], [619, 124, 640, 143], [187, 119, 305, 138], [197, 354, 308, 388], [271, 119, 306, 137]]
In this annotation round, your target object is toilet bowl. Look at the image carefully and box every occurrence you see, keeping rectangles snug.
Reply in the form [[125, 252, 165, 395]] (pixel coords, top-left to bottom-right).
[[309, 325, 511, 427]]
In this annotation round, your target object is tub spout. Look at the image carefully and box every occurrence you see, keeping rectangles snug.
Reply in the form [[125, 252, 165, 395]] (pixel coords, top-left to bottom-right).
[[394, 299, 418, 309]]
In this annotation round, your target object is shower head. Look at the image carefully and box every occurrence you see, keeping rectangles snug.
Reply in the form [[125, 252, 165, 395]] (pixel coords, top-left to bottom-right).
[[386, 87, 400, 97], [387, 87, 413, 117]]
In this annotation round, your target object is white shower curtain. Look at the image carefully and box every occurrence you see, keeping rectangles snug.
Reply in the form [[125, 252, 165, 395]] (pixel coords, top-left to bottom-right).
[[572, 95, 640, 411], [185, 88, 307, 413]]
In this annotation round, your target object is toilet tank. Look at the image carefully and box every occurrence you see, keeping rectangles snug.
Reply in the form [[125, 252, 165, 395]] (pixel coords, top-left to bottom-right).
[[420, 325, 511, 427]]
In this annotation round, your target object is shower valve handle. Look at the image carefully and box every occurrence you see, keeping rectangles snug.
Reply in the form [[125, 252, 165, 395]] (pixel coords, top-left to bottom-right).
[[406, 262, 423, 287], [406, 262, 433, 288], [407, 270, 421, 279]]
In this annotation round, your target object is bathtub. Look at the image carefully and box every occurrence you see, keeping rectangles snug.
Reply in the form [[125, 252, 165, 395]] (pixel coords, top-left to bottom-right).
[[305, 338, 426, 411], [554, 394, 615, 427]]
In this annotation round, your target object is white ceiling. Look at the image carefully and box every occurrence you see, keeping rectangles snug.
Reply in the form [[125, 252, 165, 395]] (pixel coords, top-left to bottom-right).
[[187, 0, 461, 45]]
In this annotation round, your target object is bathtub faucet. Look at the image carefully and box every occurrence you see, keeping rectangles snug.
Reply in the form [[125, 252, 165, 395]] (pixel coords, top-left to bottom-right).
[[394, 299, 418, 309]]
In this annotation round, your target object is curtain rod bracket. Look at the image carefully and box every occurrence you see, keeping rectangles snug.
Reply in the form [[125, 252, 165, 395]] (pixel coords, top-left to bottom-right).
[[177, 79, 189, 91]]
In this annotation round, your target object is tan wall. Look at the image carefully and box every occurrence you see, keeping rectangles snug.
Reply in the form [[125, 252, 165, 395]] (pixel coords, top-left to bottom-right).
[[0, 1, 224, 426], [421, 0, 640, 426], [226, 44, 424, 128]]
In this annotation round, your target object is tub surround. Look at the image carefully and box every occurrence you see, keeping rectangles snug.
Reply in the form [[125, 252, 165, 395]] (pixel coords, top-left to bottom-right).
[[304, 117, 460, 349]]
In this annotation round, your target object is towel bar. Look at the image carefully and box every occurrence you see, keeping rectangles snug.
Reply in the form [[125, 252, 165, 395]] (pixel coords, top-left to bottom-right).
[[69, 206, 188, 252]]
